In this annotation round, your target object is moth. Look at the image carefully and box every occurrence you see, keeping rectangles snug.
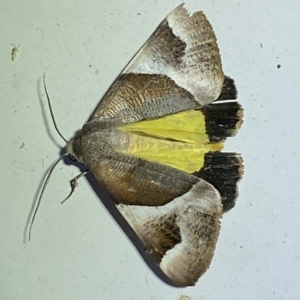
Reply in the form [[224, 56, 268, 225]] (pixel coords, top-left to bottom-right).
[[11, 44, 20, 61], [33, 4, 243, 287]]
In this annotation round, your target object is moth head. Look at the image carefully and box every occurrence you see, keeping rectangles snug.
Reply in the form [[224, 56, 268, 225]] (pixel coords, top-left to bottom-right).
[[66, 134, 83, 163]]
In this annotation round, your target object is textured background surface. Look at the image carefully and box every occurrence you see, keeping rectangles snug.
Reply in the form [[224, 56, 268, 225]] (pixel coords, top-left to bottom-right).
[[1, 0, 299, 299]]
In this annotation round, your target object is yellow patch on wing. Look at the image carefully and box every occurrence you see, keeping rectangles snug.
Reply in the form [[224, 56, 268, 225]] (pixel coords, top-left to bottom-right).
[[118, 110, 223, 173]]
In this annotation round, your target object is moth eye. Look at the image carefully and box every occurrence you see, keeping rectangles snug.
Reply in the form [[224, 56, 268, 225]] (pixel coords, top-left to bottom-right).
[[69, 155, 77, 161]]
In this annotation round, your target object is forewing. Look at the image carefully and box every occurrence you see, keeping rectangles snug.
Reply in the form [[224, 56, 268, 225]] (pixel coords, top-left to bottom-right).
[[89, 154, 222, 286], [92, 4, 224, 125], [92, 73, 199, 126]]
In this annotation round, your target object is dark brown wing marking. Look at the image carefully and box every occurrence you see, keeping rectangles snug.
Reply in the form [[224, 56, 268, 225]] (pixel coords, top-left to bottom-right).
[[90, 154, 198, 206], [93, 74, 198, 125]]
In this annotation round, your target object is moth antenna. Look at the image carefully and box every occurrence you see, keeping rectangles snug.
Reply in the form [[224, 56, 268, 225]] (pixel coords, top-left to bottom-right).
[[61, 170, 90, 204], [29, 154, 67, 241], [43, 74, 68, 143]]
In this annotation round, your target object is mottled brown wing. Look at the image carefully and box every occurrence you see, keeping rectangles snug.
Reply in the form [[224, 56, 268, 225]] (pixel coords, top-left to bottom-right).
[[92, 74, 199, 126], [92, 4, 224, 125], [89, 153, 222, 286]]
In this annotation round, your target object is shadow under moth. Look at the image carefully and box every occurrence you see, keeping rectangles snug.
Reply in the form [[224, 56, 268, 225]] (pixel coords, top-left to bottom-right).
[[33, 4, 243, 287]]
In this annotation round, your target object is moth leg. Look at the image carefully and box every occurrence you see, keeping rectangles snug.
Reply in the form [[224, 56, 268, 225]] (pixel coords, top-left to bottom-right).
[[61, 170, 90, 204]]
